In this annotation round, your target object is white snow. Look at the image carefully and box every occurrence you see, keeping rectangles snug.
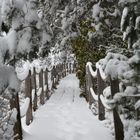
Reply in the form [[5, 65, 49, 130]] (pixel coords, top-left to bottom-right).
[[32, 89, 35, 102], [11, 108, 17, 122], [92, 2, 101, 22], [44, 85, 47, 92], [17, 28, 32, 54], [86, 62, 97, 77], [100, 95, 114, 110], [135, 16, 140, 30], [90, 87, 98, 101], [0, 65, 19, 96], [108, 8, 120, 17], [0, 29, 17, 64], [121, 7, 129, 31], [96, 62, 107, 80], [31, 59, 42, 74], [98, 53, 130, 80], [103, 86, 111, 99], [6, 29, 17, 56], [22, 74, 112, 140], [16, 60, 30, 81], [37, 88, 42, 96], [13, 0, 25, 10], [124, 86, 137, 96], [20, 98, 30, 117]]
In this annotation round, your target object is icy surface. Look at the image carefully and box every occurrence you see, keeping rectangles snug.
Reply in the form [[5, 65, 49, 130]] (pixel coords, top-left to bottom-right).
[[22, 74, 112, 140]]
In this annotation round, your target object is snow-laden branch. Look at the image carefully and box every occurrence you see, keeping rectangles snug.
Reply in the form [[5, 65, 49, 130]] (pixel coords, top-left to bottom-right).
[[20, 97, 30, 118], [86, 62, 97, 77], [100, 95, 115, 110], [90, 87, 98, 101], [96, 62, 107, 80]]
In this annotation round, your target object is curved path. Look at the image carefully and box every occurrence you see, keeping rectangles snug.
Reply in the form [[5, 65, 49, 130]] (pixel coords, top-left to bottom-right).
[[23, 74, 113, 140]]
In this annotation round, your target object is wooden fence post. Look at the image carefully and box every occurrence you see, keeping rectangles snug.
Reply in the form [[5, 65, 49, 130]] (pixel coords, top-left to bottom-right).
[[97, 69, 105, 121], [64, 63, 67, 77], [57, 64, 61, 81], [32, 67, 37, 111], [73, 62, 76, 73], [69, 63, 71, 73], [86, 66, 94, 107], [44, 68, 50, 99], [10, 93, 22, 140], [85, 66, 88, 102], [55, 65, 59, 85], [25, 70, 33, 125], [39, 69, 45, 104], [66, 63, 68, 74], [110, 78, 124, 140]]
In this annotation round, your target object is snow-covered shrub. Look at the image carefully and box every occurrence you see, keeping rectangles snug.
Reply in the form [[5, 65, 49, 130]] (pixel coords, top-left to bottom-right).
[[0, 65, 20, 97], [0, 65, 20, 140], [0, 97, 17, 140]]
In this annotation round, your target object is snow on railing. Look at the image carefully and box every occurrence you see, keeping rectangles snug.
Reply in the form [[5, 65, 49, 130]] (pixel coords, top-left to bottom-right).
[[32, 89, 35, 102], [7, 62, 75, 139], [96, 62, 107, 80], [85, 61, 125, 139], [90, 87, 98, 101], [86, 61, 140, 140], [37, 88, 42, 96], [44, 85, 47, 92], [20, 98, 30, 117], [86, 62, 97, 77], [100, 95, 115, 110]]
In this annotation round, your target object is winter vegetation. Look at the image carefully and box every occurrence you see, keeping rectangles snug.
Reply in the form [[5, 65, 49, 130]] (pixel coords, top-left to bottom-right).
[[0, 0, 140, 140]]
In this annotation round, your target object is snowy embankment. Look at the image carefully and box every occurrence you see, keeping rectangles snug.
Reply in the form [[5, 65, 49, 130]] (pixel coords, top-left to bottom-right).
[[22, 74, 113, 140]]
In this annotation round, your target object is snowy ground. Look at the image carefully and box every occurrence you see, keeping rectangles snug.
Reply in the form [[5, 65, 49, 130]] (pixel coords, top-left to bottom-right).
[[22, 74, 113, 140]]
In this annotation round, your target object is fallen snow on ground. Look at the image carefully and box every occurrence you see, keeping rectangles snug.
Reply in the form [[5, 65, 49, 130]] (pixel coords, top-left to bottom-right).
[[22, 74, 113, 140]]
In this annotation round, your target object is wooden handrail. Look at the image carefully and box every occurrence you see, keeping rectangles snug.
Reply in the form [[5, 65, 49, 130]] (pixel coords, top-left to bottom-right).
[[85, 62, 140, 140], [86, 61, 140, 140], [9, 62, 75, 140]]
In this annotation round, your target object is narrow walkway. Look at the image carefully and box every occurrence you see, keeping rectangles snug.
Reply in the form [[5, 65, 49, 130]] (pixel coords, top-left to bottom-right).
[[23, 74, 113, 140]]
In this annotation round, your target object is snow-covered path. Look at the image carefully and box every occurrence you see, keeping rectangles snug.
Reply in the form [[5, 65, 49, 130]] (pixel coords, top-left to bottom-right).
[[23, 74, 113, 140]]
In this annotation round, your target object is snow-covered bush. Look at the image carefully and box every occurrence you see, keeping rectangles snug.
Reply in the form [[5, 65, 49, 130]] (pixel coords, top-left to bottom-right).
[[0, 97, 17, 140], [0, 65, 19, 140]]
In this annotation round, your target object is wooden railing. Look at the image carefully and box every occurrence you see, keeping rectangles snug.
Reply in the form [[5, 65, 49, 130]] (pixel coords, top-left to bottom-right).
[[86, 62, 140, 140], [9, 62, 76, 140]]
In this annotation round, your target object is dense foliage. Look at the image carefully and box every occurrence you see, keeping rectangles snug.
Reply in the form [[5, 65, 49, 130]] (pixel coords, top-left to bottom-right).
[[71, 20, 106, 86]]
